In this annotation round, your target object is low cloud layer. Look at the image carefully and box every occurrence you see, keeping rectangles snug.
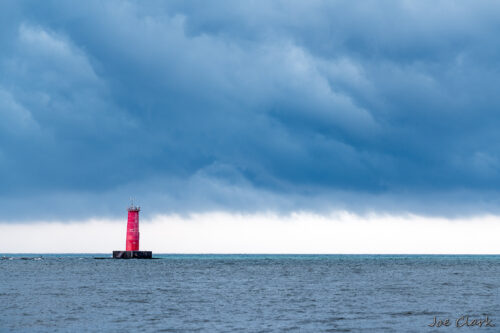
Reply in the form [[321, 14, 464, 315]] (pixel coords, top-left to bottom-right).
[[2, 1, 500, 221]]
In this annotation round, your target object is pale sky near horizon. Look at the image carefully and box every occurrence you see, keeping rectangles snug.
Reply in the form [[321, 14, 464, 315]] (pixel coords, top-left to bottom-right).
[[2, 1, 500, 253], [2, 212, 500, 254]]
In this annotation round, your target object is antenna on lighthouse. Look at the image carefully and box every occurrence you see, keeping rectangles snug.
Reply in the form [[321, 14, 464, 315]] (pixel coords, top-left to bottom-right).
[[128, 197, 140, 211]]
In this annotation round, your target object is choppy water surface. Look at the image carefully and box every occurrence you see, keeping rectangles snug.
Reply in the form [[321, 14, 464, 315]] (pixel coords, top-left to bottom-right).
[[1, 255, 499, 332]]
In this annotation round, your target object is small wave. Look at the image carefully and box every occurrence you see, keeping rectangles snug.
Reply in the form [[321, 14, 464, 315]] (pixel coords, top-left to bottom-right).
[[389, 311, 446, 317], [1, 256, 42, 261]]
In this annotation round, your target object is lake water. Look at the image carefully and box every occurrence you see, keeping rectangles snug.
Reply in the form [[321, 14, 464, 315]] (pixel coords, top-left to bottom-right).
[[1, 254, 499, 332]]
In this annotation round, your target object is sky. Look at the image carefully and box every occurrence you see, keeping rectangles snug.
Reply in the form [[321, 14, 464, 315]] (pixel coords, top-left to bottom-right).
[[1, 1, 500, 253]]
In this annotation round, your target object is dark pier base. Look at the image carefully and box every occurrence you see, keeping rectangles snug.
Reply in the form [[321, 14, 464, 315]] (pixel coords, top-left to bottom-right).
[[112, 251, 153, 259]]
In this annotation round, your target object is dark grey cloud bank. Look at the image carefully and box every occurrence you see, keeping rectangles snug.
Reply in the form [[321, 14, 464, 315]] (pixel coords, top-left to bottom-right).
[[2, 1, 500, 221]]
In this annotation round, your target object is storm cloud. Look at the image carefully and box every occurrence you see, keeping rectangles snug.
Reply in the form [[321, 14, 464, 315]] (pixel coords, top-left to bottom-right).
[[2, 1, 500, 220]]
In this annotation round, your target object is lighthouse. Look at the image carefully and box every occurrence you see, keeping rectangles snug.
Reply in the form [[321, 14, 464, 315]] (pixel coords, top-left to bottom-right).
[[126, 204, 140, 251], [112, 202, 152, 259]]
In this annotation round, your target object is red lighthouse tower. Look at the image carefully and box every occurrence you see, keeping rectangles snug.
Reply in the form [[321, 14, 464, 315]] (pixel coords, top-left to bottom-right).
[[113, 201, 152, 259], [126, 205, 140, 251]]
